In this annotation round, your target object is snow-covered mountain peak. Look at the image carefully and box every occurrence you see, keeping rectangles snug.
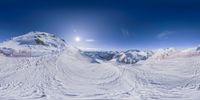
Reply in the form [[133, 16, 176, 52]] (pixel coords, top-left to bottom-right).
[[0, 32, 67, 57], [156, 48, 177, 52], [151, 48, 179, 59], [12, 32, 66, 47]]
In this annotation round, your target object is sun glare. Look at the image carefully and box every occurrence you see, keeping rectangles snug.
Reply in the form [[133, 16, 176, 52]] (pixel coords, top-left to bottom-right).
[[75, 36, 80, 42]]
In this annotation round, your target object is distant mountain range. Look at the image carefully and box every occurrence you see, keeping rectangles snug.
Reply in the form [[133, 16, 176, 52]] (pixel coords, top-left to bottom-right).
[[82, 46, 200, 64]]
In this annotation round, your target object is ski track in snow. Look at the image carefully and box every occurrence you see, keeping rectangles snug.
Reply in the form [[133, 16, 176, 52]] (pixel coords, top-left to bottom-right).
[[0, 49, 200, 100]]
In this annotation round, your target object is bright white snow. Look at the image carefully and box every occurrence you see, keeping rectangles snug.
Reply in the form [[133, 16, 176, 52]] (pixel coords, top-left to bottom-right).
[[0, 32, 200, 100]]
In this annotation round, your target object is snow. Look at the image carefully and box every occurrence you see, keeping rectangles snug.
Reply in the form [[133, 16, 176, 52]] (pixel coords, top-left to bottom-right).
[[82, 51, 117, 61], [151, 48, 179, 59], [151, 47, 200, 60], [113, 50, 153, 64], [0, 32, 66, 57], [82, 50, 153, 64], [0, 32, 200, 100]]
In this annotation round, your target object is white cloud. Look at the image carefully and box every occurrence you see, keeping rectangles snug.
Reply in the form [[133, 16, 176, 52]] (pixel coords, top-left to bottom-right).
[[85, 39, 95, 42], [157, 31, 174, 39]]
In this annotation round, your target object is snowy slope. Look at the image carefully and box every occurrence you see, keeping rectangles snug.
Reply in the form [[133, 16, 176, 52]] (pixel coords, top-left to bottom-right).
[[0, 32, 200, 100], [0, 32, 66, 57], [151, 47, 200, 60], [151, 48, 179, 59]]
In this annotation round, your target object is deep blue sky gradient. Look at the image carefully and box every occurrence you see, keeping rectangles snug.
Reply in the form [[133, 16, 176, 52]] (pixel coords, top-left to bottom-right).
[[0, 0, 200, 49]]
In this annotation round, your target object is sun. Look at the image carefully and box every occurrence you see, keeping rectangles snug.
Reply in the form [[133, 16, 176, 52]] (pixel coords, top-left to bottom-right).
[[75, 36, 80, 42]]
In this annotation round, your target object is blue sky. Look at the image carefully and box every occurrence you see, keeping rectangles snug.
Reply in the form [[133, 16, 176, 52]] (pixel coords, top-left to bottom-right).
[[0, 0, 200, 49]]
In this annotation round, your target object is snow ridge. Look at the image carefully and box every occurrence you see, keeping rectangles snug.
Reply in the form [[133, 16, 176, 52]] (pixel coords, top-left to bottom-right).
[[0, 32, 66, 57]]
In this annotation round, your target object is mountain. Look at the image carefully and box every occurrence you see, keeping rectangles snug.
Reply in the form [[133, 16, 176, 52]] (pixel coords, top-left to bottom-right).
[[82, 49, 153, 64], [197, 45, 200, 51], [112, 50, 153, 64], [83, 46, 200, 64], [151, 48, 179, 59], [0, 32, 200, 100], [0, 32, 66, 57], [82, 51, 117, 61], [150, 46, 200, 60]]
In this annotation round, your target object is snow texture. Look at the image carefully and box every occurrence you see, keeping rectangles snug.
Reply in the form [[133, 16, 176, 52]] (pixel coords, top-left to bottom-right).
[[0, 32, 200, 100]]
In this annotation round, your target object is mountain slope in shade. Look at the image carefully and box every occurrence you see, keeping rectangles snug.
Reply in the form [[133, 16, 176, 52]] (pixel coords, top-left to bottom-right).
[[196, 45, 200, 51]]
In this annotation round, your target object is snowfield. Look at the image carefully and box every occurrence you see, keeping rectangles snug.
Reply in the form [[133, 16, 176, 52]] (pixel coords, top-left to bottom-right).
[[0, 32, 200, 100]]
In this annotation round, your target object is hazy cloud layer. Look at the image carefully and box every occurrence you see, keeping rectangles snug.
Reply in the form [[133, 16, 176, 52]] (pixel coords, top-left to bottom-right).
[[85, 39, 95, 42], [157, 31, 175, 40]]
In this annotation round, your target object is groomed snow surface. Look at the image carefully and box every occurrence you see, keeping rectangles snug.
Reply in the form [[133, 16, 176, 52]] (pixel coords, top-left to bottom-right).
[[0, 32, 200, 100]]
